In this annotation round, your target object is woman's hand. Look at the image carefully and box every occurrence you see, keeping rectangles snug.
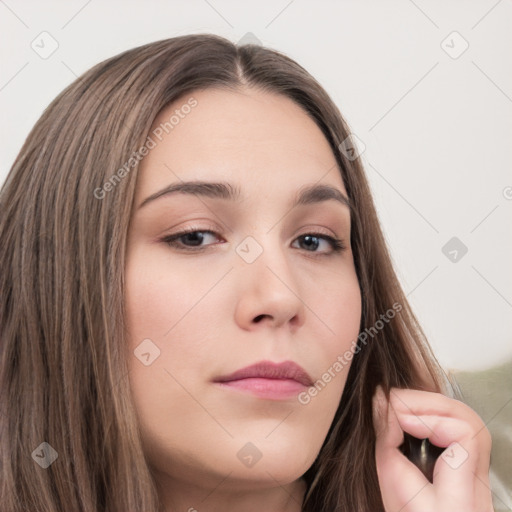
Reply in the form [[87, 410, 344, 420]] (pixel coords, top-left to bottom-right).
[[372, 386, 494, 512]]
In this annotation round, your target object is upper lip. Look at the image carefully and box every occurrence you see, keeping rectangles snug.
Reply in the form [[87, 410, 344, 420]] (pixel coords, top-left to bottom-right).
[[213, 360, 313, 387]]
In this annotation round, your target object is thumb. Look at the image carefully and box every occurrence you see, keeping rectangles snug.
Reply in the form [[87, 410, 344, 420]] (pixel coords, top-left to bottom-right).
[[373, 386, 434, 511], [372, 385, 389, 439], [372, 385, 402, 446]]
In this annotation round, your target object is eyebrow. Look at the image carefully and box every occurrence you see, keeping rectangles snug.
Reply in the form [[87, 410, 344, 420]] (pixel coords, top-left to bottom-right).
[[138, 180, 351, 212]]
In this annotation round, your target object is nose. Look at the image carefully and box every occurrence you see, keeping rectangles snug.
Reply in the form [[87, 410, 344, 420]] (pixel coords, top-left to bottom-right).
[[233, 238, 306, 332]]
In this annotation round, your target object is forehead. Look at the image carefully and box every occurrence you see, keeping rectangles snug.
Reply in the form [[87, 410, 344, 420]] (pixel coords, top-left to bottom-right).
[[136, 87, 347, 201]]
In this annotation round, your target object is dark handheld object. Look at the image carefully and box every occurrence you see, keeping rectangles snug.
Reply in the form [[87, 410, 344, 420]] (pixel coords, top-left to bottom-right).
[[399, 432, 445, 483]]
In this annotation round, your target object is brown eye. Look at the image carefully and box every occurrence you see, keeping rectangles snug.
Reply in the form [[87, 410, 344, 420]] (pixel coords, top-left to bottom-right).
[[162, 229, 222, 251], [293, 233, 346, 255]]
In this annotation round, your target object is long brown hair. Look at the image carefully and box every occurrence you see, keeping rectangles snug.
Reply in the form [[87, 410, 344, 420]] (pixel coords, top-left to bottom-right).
[[0, 33, 448, 511]]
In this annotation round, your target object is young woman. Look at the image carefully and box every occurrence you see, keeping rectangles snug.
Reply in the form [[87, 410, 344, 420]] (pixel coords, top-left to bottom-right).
[[0, 33, 493, 512]]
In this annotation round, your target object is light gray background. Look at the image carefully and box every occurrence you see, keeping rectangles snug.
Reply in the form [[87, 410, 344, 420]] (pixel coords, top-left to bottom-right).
[[1, 0, 511, 371]]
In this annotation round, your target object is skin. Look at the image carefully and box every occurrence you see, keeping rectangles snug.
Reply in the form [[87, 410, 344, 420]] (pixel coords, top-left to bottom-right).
[[373, 387, 494, 511], [125, 87, 362, 512], [125, 86, 494, 511]]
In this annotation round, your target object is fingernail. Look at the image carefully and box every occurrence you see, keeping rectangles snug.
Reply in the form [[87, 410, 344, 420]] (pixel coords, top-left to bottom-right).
[[372, 385, 388, 436], [372, 385, 387, 416], [374, 385, 385, 405]]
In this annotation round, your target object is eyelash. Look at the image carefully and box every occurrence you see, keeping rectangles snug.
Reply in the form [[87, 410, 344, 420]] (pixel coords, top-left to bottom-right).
[[160, 226, 347, 256]]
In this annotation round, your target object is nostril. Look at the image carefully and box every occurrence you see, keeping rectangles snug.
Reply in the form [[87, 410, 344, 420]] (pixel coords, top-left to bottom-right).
[[254, 314, 270, 323]]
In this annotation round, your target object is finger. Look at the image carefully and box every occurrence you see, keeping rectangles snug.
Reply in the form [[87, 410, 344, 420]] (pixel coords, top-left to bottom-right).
[[387, 388, 494, 511], [373, 387, 435, 511], [393, 412, 475, 503], [373, 385, 402, 445], [389, 388, 486, 429], [390, 390, 493, 511], [390, 389, 492, 478]]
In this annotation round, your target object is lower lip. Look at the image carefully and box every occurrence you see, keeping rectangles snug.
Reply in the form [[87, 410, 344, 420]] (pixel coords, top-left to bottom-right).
[[215, 378, 308, 400]]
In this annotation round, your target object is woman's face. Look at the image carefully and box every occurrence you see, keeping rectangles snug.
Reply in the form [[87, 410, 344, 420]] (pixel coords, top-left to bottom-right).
[[125, 87, 362, 496]]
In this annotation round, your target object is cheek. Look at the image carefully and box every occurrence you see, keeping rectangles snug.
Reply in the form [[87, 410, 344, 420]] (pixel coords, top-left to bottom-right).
[[309, 270, 362, 396], [124, 246, 221, 408], [124, 251, 212, 459], [318, 269, 362, 352], [124, 248, 207, 344]]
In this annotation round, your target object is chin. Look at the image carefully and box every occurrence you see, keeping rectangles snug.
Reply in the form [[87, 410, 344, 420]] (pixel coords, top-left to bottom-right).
[[221, 463, 310, 491], [220, 440, 317, 487]]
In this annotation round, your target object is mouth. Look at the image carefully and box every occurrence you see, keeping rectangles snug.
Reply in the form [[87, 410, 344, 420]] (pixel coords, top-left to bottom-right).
[[212, 360, 313, 400]]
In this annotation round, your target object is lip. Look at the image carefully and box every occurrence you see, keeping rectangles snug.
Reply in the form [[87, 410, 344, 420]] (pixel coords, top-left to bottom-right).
[[213, 360, 313, 400]]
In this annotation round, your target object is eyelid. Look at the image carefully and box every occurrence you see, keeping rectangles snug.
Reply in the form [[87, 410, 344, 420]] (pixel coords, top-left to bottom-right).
[[160, 224, 347, 255], [160, 225, 222, 250]]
